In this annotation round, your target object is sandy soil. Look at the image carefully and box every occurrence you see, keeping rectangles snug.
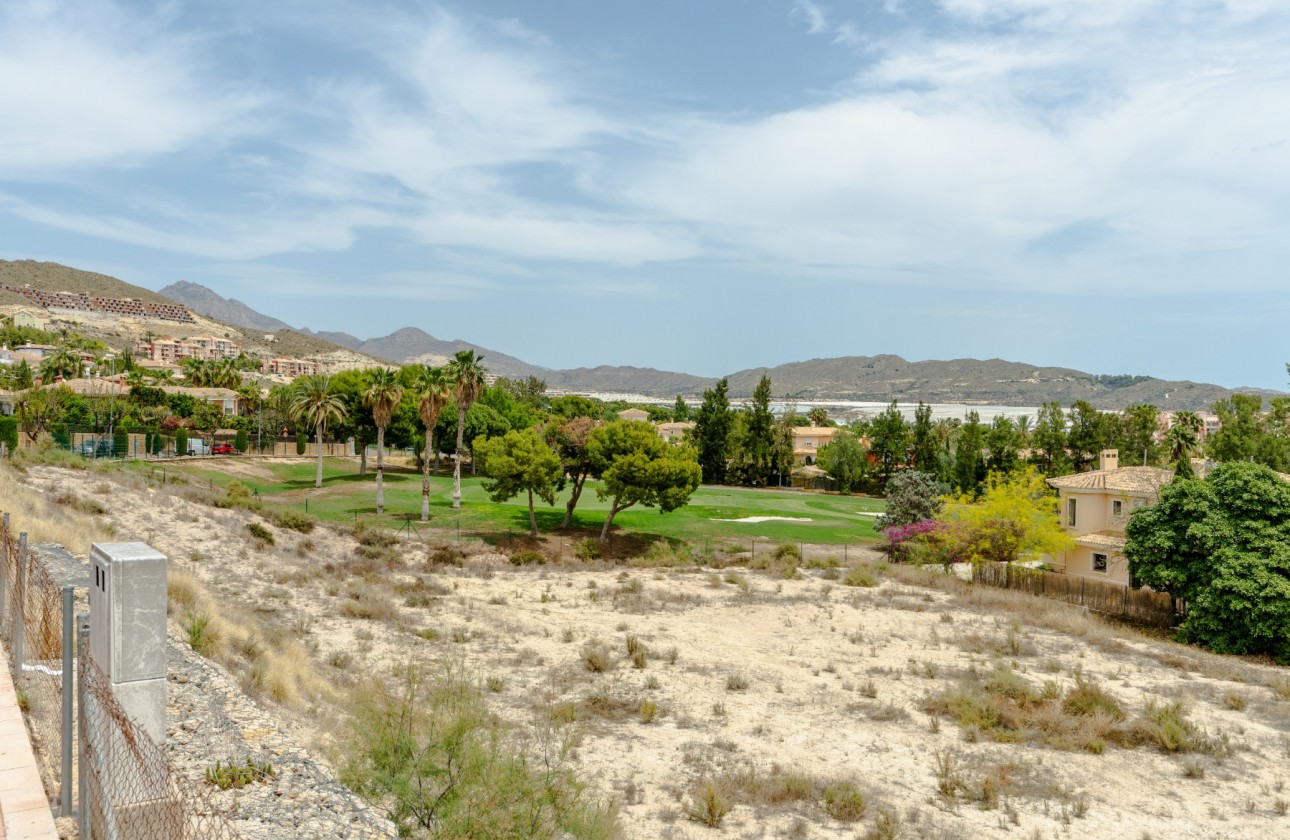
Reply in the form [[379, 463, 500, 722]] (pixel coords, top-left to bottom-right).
[[20, 465, 1290, 840]]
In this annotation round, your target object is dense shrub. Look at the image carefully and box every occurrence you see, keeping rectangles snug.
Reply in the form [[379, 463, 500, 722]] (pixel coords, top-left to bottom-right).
[[295, 433, 307, 455], [573, 537, 601, 562], [266, 509, 315, 533], [1126, 462, 1290, 663], [234, 429, 249, 453], [509, 549, 547, 566], [176, 428, 189, 455], [341, 666, 618, 839], [246, 522, 274, 545], [0, 416, 17, 453]]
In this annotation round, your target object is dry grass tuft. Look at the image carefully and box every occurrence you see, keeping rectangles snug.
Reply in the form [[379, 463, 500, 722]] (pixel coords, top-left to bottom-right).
[[166, 568, 328, 710], [0, 465, 110, 552]]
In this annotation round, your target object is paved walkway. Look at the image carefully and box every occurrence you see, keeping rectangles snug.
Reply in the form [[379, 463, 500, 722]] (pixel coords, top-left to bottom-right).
[[0, 640, 59, 840]]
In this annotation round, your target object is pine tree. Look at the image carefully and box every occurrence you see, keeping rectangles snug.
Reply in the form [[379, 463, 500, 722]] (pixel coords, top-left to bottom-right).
[[693, 378, 732, 484]]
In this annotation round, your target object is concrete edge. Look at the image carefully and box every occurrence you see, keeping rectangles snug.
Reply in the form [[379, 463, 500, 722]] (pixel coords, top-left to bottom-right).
[[0, 640, 59, 840]]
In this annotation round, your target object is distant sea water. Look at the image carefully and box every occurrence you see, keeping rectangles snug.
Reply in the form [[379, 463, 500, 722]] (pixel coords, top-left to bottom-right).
[[585, 392, 1039, 424]]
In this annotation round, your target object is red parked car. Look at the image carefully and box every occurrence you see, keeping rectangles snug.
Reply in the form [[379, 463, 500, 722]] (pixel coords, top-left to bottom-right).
[[211, 442, 238, 455]]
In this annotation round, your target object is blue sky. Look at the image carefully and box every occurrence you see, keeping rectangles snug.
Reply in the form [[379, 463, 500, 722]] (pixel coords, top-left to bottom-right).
[[2, 0, 1288, 388]]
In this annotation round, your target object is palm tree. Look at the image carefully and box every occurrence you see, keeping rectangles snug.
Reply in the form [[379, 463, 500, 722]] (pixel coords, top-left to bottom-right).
[[410, 365, 451, 522], [39, 346, 81, 383], [212, 358, 242, 389], [180, 357, 210, 386], [1016, 415, 1032, 445], [290, 375, 348, 488], [448, 350, 487, 510], [362, 368, 404, 515], [1167, 411, 1203, 479]]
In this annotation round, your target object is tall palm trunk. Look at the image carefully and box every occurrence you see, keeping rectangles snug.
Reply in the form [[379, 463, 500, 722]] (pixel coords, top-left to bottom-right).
[[452, 407, 466, 509], [375, 426, 386, 514], [314, 420, 324, 488], [422, 428, 433, 522]]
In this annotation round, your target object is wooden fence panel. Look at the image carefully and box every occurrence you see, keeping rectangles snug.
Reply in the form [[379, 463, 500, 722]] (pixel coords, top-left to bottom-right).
[[971, 562, 1177, 628]]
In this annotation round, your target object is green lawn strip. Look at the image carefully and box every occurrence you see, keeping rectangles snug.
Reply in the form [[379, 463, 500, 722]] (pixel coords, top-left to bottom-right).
[[150, 458, 885, 545]]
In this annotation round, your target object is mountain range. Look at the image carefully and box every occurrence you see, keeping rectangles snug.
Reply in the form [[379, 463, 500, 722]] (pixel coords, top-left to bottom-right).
[[155, 278, 1282, 410], [0, 262, 1276, 411]]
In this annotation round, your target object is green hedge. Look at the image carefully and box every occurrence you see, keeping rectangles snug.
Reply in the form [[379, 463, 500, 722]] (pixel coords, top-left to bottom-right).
[[0, 416, 17, 453], [176, 428, 189, 455], [296, 433, 307, 456]]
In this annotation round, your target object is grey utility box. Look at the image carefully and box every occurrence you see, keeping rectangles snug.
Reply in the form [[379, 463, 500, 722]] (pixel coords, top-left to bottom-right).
[[89, 542, 168, 742]]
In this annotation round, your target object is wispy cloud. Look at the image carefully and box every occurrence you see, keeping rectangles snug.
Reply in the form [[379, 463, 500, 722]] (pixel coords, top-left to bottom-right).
[[615, 0, 1290, 294], [0, 1, 262, 175], [792, 0, 829, 35]]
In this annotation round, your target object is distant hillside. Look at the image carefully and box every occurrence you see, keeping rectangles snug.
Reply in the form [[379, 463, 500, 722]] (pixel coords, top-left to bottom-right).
[[154, 281, 542, 376], [545, 366, 712, 396], [720, 356, 1279, 411], [354, 328, 543, 378], [301, 329, 363, 350], [0, 262, 386, 369], [0, 260, 178, 305], [15, 259, 1279, 411], [159, 280, 292, 332]]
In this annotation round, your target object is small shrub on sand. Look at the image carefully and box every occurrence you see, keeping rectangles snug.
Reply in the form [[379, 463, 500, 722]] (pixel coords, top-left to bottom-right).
[[215, 481, 261, 511], [509, 548, 547, 566], [266, 508, 316, 533], [687, 780, 730, 827], [844, 565, 878, 588], [1132, 700, 1201, 753], [246, 522, 274, 546], [583, 642, 613, 673], [573, 538, 601, 562], [822, 780, 866, 821], [631, 540, 693, 568]]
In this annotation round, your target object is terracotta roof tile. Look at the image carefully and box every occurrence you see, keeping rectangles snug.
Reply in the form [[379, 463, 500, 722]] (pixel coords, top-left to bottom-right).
[[1046, 466, 1173, 494], [1077, 531, 1128, 550]]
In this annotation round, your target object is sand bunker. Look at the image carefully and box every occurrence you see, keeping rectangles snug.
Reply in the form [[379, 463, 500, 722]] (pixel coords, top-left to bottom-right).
[[711, 515, 813, 523]]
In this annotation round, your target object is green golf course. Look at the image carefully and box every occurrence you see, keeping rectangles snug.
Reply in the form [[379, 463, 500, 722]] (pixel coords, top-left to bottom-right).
[[148, 457, 885, 546]]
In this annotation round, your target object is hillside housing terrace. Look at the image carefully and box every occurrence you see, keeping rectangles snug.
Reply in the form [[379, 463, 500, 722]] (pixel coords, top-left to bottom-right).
[[0, 283, 195, 323]]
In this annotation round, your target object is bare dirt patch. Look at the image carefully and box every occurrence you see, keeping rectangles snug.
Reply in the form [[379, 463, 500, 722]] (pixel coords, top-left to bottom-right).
[[16, 465, 1290, 839]]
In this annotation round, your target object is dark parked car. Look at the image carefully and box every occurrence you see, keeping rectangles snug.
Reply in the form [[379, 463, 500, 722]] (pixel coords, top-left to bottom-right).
[[78, 438, 114, 458], [211, 442, 237, 455]]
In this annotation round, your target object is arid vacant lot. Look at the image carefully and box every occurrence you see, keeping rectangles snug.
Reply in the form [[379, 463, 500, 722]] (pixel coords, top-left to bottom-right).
[[13, 462, 1290, 840]]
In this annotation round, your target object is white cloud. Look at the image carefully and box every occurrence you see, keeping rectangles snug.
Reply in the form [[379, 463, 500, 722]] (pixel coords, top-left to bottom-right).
[[0, 192, 381, 260], [0, 1, 260, 175], [792, 0, 829, 34], [410, 209, 698, 266], [616, 0, 1290, 293], [313, 12, 609, 190]]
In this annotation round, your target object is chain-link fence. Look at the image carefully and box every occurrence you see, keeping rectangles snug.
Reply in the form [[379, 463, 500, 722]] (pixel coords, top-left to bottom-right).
[[15, 426, 355, 460], [78, 651, 244, 840], [0, 518, 76, 818]]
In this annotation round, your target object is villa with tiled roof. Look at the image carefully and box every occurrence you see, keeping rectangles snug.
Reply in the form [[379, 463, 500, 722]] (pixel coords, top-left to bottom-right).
[[1045, 449, 1172, 585], [1046, 451, 1290, 586]]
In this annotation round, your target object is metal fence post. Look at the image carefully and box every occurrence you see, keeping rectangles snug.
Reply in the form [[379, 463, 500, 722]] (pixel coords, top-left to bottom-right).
[[14, 531, 26, 668], [77, 614, 90, 840], [60, 585, 74, 817]]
